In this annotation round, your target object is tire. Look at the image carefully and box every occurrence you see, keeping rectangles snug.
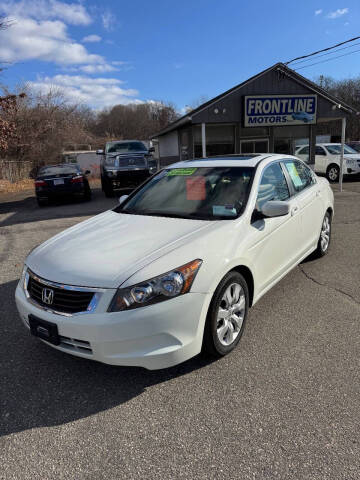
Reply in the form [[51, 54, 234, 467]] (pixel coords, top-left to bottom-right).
[[37, 198, 47, 207], [102, 177, 114, 198], [313, 211, 332, 258], [203, 271, 249, 357], [326, 164, 340, 183], [83, 183, 92, 201]]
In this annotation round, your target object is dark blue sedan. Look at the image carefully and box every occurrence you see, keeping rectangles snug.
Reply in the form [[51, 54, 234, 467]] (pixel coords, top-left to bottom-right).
[[35, 164, 92, 207]]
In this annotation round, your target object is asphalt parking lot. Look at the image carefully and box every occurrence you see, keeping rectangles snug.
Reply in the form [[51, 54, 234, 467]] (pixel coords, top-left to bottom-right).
[[1, 182, 359, 480]]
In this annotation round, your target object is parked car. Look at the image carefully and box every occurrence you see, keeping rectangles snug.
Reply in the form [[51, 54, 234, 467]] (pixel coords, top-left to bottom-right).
[[347, 141, 360, 153], [295, 143, 360, 182], [34, 163, 92, 206], [291, 111, 314, 123], [98, 140, 157, 197], [16, 154, 333, 370]]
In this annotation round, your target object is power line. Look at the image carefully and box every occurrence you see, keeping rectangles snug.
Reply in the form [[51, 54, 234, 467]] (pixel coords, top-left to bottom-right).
[[285, 35, 360, 65], [294, 47, 360, 71], [290, 41, 360, 66]]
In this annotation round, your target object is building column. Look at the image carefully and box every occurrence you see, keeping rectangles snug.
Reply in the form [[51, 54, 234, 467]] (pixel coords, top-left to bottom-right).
[[201, 123, 206, 158], [309, 124, 316, 169], [339, 116, 346, 192]]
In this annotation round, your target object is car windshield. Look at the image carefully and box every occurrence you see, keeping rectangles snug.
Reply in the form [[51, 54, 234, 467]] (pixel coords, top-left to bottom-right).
[[325, 144, 357, 155], [106, 141, 147, 153], [115, 166, 254, 220], [38, 165, 79, 176]]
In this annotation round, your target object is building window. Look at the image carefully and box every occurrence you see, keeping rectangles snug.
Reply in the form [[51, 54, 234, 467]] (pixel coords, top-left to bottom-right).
[[193, 125, 235, 158], [240, 138, 269, 154]]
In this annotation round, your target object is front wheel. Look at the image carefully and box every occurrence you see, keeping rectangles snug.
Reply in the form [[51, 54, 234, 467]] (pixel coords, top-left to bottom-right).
[[203, 271, 249, 357], [326, 164, 340, 183], [314, 212, 332, 258], [102, 176, 114, 197]]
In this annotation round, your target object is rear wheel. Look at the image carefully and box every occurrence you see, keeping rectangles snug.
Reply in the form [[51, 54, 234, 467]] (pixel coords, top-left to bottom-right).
[[83, 182, 92, 201], [326, 164, 340, 183], [203, 271, 249, 357], [314, 212, 332, 258], [37, 198, 47, 207]]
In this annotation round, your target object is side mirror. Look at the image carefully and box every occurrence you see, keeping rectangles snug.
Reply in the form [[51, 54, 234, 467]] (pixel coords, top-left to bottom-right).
[[261, 200, 290, 218], [96, 149, 104, 155], [119, 194, 129, 205], [148, 146, 155, 153], [85, 170, 91, 175]]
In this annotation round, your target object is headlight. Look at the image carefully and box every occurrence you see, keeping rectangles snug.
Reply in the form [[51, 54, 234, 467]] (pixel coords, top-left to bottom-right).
[[108, 259, 202, 312]]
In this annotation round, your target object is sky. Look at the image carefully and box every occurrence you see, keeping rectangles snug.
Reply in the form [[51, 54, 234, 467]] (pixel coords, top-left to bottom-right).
[[1, 0, 360, 111]]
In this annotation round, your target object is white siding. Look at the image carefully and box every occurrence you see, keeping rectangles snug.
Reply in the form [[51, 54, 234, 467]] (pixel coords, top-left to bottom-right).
[[159, 131, 179, 157]]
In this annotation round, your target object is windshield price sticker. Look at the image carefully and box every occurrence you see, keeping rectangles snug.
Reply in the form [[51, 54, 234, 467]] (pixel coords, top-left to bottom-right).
[[213, 205, 237, 217], [167, 168, 197, 176], [186, 177, 206, 200]]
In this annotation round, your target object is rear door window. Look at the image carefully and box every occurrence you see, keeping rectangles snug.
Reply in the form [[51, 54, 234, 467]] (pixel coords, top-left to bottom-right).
[[315, 146, 326, 156], [283, 160, 315, 193], [298, 146, 309, 155]]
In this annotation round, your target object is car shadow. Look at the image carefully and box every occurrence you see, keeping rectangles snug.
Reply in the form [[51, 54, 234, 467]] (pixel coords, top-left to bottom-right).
[[0, 279, 213, 437], [0, 188, 117, 228]]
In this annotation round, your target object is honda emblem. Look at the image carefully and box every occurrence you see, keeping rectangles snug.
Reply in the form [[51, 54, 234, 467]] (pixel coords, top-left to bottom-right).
[[42, 288, 54, 305]]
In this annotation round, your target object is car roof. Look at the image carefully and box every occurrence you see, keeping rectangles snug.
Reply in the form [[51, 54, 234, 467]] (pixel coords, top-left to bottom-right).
[[166, 154, 297, 169], [297, 143, 348, 148]]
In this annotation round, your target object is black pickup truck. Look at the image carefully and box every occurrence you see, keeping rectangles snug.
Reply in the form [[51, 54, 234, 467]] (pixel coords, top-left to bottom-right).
[[98, 140, 158, 197]]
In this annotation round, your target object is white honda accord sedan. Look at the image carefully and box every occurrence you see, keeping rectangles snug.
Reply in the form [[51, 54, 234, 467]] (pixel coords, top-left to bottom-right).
[[15, 154, 334, 369]]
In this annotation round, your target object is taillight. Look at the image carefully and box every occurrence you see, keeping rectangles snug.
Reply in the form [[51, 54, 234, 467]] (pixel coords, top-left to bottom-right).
[[35, 180, 46, 187], [71, 176, 83, 184]]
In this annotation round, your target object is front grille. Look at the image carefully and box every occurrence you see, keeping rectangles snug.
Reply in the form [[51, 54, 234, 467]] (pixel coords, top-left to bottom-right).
[[28, 275, 94, 314]]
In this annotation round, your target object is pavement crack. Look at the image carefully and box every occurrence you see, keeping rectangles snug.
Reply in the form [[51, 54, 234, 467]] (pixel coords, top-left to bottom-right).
[[298, 264, 360, 307]]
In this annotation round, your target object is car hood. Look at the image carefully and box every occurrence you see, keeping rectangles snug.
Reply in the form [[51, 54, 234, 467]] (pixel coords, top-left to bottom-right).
[[26, 210, 215, 288]]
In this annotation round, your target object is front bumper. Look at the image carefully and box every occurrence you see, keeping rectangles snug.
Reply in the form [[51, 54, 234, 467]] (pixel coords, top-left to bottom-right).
[[15, 282, 209, 370], [105, 169, 151, 188]]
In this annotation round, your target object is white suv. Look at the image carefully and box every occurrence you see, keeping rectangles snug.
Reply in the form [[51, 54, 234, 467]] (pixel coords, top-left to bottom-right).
[[296, 143, 360, 182]]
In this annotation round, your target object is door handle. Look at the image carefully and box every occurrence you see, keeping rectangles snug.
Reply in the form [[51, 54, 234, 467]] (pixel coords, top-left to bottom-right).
[[316, 190, 321, 197], [291, 206, 299, 216]]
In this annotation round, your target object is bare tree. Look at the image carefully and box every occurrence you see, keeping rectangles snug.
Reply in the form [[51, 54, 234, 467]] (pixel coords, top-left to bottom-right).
[[1, 85, 94, 168], [91, 101, 179, 140], [185, 95, 209, 113], [316, 75, 360, 140]]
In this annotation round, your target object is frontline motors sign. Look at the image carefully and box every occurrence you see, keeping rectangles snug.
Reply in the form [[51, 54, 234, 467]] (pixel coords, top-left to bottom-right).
[[244, 94, 317, 127]]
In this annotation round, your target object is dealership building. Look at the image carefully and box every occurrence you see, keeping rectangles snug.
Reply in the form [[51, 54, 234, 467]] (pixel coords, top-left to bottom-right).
[[152, 63, 354, 167]]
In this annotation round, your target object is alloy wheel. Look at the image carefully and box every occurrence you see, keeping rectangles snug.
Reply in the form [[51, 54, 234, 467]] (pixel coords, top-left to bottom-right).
[[216, 283, 245, 346], [328, 167, 339, 181], [320, 215, 331, 252]]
